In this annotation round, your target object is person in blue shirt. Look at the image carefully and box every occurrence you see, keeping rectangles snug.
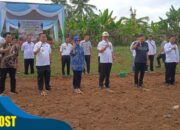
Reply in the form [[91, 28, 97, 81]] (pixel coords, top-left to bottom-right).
[[70, 35, 85, 94]]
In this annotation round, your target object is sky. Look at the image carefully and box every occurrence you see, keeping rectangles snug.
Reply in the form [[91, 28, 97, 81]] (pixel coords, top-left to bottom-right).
[[0, 0, 180, 22]]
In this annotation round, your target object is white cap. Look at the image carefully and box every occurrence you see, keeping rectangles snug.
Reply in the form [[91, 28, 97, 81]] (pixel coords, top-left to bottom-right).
[[102, 31, 109, 37]]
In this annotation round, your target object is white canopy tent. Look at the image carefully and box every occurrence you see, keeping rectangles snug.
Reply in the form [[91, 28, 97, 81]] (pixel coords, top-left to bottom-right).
[[0, 2, 65, 41]]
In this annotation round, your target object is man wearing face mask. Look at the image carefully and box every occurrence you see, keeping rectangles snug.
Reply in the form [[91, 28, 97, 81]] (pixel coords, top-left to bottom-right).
[[164, 35, 179, 86], [97, 32, 114, 92]]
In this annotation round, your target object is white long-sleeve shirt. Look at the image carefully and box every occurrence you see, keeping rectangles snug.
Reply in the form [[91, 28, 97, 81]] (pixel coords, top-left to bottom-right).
[[34, 41, 51, 66], [146, 40, 156, 55], [60, 43, 73, 56], [130, 41, 137, 57], [164, 42, 179, 63], [21, 41, 35, 59], [97, 40, 113, 63], [0, 36, 5, 45]]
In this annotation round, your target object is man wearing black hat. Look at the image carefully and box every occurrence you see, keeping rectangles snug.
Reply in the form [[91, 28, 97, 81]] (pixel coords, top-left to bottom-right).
[[132, 34, 149, 87]]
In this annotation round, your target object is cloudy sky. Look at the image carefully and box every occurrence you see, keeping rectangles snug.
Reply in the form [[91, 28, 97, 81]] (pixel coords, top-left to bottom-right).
[[0, 0, 180, 22]]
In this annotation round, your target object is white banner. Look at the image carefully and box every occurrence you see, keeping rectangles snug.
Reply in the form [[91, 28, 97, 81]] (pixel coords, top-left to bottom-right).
[[19, 20, 43, 41]]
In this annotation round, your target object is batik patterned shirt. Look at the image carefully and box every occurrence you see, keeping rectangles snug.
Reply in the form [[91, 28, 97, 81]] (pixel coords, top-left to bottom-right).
[[0, 43, 19, 68]]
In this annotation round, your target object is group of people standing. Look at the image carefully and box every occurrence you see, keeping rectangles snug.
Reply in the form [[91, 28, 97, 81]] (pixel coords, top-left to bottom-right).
[[0, 31, 179, 96], [60, 32, 114, 93], [130, 34, 179, 87], [0, 31, 114, 95], [0, 33, 52, 96]]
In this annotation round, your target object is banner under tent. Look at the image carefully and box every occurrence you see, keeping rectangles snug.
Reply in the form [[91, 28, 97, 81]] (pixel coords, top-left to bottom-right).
[[0, 2, 65, 42]]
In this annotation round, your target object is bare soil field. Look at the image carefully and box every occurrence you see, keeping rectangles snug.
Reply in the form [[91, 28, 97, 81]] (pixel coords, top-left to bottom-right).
[[4, 73, 180, 130]]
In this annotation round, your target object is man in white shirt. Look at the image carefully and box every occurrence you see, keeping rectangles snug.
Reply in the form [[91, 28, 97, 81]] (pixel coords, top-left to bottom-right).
[[34, 33, 51, 96], [21, 34, 35, 75], [80, 34, 92, 74], [97, 32, 113, 92], [130, 39, 137, 72], [156, 35, 167, 68], [60, 35, 73, 76], [0, 36, 5, 46], [146, 35, 157, 72], [164, 35, 179, 86]]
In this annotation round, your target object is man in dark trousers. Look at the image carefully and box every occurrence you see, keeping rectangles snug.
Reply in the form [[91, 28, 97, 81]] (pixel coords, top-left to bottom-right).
[[21, 34, 35, 75], [34, 33, 51, 96], [164, 35, 179, 86], [97, 32, 114, 92], [0, 32, 19, 95], [80, 34, 92, 74], [146, 35, 156, 72], [60, 35, 73, 76], [132, 34, 149, 87], [156, 35, 167, 68]]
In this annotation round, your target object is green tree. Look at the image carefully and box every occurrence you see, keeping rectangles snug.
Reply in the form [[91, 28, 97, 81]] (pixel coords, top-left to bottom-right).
[[51, 0, 73, 18], [120, 7, 149, 35], [69, 0, 97, 18], [119, 7, 149, 44]]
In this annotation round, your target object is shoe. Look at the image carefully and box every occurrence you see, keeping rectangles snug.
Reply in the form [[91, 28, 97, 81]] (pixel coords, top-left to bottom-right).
[[74, 89, 79, 93], [46, 86, 51, 91], [134, 84, 138, 87], [165, 83, 170, 87], [46, 89, 51, 94], [139, 84, 144, 87], [77, 89, 83, 94], [99, 86, 103, 90], [170, 82, 175, 86], [106, 88, 114, 93], [40, 91, 48, 96]]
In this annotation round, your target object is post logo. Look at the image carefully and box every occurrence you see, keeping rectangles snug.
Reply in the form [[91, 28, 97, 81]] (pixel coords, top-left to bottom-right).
[[0, 116, 16, 127]]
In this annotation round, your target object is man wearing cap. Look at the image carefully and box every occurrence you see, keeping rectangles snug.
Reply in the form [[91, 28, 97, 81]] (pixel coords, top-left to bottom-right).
[[97, 32, 114, 92], [132, 34, 149, 87], [164, 35, 179, 86], [146, 35, 157, 72]]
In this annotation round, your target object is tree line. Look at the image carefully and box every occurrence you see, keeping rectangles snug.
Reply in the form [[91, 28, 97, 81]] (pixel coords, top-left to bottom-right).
[[43, 0, 180, 46]]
